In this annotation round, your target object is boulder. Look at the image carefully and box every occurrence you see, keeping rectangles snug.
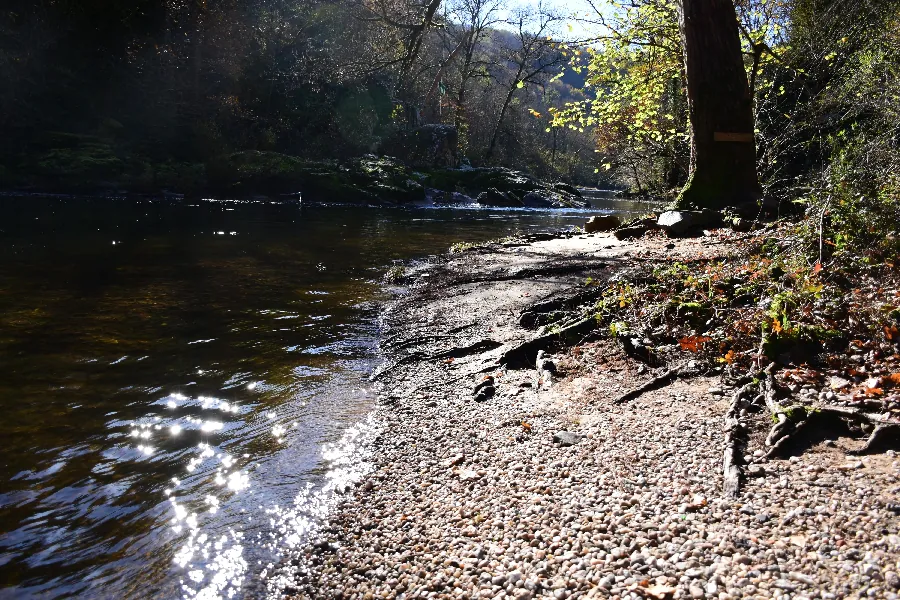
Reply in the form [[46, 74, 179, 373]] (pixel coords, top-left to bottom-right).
[[553, 182, 583, 198], [585, 215, 621, 233], [657, 210, 722, 236], [476, 187, 524, 208], [521, 191, 554, 208], [613, 217, 659, 240]]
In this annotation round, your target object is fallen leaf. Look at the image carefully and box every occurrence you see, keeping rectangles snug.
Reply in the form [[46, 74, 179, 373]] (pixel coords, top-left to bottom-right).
[[643, 584, 677, 599], [790, 535, 807, 547], [829, 376, 852, 390], [679, 335, 712, 352]]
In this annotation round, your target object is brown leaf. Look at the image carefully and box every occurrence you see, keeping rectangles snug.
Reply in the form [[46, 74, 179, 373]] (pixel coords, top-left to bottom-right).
[[679, 335, 712, 352]]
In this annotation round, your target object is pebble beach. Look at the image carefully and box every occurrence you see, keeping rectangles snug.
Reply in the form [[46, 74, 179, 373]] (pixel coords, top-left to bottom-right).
[[275, 232, 900, 600]]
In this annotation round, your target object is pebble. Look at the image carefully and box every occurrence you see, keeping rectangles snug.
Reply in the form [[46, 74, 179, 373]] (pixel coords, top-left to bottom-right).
[[268, 247, 900, 600]]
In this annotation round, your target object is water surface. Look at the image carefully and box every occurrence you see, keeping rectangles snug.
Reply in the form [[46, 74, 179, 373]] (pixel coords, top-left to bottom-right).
[[0, 196, 642, 599]]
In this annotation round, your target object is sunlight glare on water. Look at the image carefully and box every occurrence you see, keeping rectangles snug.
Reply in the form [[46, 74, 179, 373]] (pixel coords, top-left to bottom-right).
[[0, 197, 647, 599]]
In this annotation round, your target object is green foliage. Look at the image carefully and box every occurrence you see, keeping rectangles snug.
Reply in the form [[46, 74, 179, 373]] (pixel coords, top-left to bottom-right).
[[552, 0, 688, 193]]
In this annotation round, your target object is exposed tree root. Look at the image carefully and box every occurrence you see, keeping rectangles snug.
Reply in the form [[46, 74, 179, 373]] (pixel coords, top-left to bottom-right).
[[447, 261, 607, 288], [385, 334, 456, 351], [432, 339, 503, 359], [372, 339, 503, 380], [614, 366, 683, 404], [764, 401, 900, 457], [497, 315, 597, 368], [723, 381, 759, 498], [848, 422, 900, 454], [519, 288, 606, 329]]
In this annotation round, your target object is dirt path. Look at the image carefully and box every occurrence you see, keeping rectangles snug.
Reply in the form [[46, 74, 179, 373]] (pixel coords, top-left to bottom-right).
[[272, 231, 900, 600]]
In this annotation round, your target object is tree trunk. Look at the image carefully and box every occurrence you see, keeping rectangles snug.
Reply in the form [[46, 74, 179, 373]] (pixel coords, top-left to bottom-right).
[[676, 0, 761, 209], [485, 84, 517, 161]]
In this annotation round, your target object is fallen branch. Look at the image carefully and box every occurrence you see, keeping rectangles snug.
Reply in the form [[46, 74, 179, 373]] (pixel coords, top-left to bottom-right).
[[613, 366, 682, 404]]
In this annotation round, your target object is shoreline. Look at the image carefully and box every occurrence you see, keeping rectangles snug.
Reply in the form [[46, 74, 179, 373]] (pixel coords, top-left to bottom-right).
[[273, 230, 900, 600]]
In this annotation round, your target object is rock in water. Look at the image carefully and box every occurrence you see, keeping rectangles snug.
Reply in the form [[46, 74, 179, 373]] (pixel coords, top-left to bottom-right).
[[552, 431, 583, 446], [585, 215, 620, 233], [521, 191, 553, 208], [476, 188, 524, 208]]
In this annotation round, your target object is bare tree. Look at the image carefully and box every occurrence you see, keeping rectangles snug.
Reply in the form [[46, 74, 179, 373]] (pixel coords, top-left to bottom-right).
[[485, 4, 565, 161], [440, 0, 504, 147], [356, 0, 447, 124]]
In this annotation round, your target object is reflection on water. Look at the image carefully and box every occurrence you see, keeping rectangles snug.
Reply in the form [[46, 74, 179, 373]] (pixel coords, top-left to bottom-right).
[[0, 197, 636, 599]]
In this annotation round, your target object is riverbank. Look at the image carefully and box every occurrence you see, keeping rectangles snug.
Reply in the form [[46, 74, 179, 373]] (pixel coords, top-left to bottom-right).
[[1, 151, 591, 209], [271, 227, 900, 600]]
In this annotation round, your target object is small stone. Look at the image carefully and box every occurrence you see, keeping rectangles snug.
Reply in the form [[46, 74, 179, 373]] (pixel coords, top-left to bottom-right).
[[553, 431, 583, 447], [747, 464, 765, 477], [689, 586, 705, 598]]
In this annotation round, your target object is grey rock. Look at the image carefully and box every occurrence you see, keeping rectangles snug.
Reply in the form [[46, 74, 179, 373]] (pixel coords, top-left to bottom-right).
[[657, 210, 722, 236], [553, 431, 583, 447], [473, 385, 495, 402], [886, 571, 900, 590]]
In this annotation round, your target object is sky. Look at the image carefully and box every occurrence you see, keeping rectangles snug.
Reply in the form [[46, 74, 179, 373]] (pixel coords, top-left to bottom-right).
[[499, 0, 608, 43]]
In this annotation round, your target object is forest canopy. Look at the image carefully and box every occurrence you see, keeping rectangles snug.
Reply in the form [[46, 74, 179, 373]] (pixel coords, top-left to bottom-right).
[[1, 0, 898, 211]]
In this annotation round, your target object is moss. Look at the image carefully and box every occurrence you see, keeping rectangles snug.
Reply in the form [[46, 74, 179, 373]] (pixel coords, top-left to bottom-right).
[[34, 144, 125, 184]]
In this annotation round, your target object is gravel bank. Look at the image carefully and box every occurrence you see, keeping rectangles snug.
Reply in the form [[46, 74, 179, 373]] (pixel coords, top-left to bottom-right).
[[274, 232, 900, 600]]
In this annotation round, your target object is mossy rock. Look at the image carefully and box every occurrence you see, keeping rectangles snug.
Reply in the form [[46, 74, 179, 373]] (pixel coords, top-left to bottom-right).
[[424, 167, 586, 208], [33, 144, 126, 186], [205, 151, 426, 203]]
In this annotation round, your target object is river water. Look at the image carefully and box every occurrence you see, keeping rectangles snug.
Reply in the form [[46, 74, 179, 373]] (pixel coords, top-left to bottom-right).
[[0, 196, 649, 599]]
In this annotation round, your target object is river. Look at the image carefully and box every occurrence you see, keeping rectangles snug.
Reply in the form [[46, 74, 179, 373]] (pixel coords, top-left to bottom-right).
[[0, 196, 649, 599]]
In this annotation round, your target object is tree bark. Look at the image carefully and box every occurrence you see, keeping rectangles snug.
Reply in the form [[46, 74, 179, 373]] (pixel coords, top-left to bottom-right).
[[676, 0, 762, 209]]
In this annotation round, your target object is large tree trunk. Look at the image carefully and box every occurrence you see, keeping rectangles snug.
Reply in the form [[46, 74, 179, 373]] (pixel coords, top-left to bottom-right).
[[676, 0, 762, 209]]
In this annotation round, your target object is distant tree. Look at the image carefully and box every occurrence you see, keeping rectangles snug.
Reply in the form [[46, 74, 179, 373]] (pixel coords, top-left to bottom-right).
[[485, 5, 565, 161], [357, 0, 447, 124], [675, 0, 762, 208], [442, 0, 504, 151]]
